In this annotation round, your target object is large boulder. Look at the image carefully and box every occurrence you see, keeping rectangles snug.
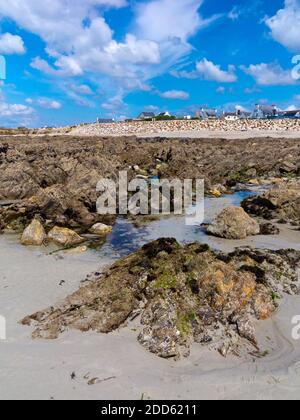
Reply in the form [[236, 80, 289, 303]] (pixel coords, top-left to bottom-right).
[[48, 226, 84, 246], [207, 206, 260, 239], [21, 219, 46, 246]]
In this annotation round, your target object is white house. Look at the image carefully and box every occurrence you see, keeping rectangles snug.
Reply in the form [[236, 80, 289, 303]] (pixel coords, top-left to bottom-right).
[[138, 112, 155, 120], [223, 112, 239, 121], [158, 111, 171, 117]]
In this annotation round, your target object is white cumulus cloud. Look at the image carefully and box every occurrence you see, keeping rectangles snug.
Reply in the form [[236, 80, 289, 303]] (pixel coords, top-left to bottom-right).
[[0, 33, 25, 55], [241, 62, 297, 86], [196, 59, 237, 82], [0, 102, 33, 116], [265, 0, 300, 52], [159, 90, 190, 100], [26, 97, 62, 109], [136, 0, 213, 42], [37, 99, 62, 109], [172, 58, 237, 83]]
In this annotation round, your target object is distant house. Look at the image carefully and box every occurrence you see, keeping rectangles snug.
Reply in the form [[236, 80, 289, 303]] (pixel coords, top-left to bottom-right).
[[157, 111, 171, 118], [138, 112, 155, 120], [97, 118, 115, 124], [252, 104, 278, 119], [222, 112, 239, 121], [281, 109, 300, 119], [196, 108, 217, 119], [238, 111, 251, 119], [222, 110, 251, 121]]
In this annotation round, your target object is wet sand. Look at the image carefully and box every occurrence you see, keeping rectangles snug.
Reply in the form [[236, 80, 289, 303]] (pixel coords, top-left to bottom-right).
[[1, 191, 300, 400]]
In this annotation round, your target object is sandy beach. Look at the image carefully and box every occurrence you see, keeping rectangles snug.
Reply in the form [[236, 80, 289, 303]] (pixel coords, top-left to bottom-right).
[[1, 233, 300, 400], [1, 190, 300, 400], [0, 132, 300, 400], [2, 0, 300, 402]]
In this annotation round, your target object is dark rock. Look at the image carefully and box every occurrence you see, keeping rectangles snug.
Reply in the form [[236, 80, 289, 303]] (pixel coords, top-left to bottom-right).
[[260, 222, 280, 235]]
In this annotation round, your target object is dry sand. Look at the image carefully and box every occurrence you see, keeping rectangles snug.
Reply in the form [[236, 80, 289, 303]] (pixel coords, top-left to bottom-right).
[[137, 129, 300, 140]]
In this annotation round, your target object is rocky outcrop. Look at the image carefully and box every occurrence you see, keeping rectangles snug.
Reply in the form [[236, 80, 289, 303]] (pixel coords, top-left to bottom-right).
[[242, 180, 300, 225], [1, 136, 300, 232], [48, 226, 84, 246], [207, 206, 260, 239], [21, 219, 46, 246], [21, 239, 300, 360]]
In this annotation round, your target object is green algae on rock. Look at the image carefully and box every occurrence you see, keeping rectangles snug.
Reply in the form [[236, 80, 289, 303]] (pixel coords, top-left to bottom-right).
[[21, 238, 300, 359]]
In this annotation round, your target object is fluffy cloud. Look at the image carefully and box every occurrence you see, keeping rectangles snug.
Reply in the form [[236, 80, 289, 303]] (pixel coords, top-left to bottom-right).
[[0, 33, 25, 55], [26, 97, 62, 109], [136, 0, 213, 42], [37, 99, 62, 109], [0, 1, 152, 79], [0, 0, 218, 101], [159, 90, 190, 100], [196, 59, 237, 82], [0, 102, 33, 116], [265, 0, 300, 52], [241, 62, 297, 86], [0, 97, 34, 127], [172, 58, 237, 83], [286, 104, 298, 111]]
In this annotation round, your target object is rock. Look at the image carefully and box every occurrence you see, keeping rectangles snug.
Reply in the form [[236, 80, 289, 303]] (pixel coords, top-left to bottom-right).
[[245, 168, 257, 178], [279, 161, 297, 173], [21, 239, 300, 360], [21, 219, 46, 246], [89, 223, 113, 236], [260, 222, 280, 235], [248, 179, 260, 185], [242, 180, 300, 224], [209, 188, 222, 198], [48, 226, 84, 246], [207, 206, 260, 239], [236, 317, 257, 346]]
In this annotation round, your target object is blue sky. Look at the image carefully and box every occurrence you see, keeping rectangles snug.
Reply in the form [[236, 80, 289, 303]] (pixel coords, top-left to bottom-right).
[[0, 0, 300, 127]]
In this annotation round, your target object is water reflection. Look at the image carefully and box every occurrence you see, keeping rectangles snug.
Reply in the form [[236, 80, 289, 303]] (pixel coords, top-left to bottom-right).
[[101, 190, 257, 257]]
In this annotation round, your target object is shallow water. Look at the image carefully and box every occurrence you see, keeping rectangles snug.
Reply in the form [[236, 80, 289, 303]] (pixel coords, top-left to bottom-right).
[[94, 189, 300, 258], [98, 190, 254, 256]]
